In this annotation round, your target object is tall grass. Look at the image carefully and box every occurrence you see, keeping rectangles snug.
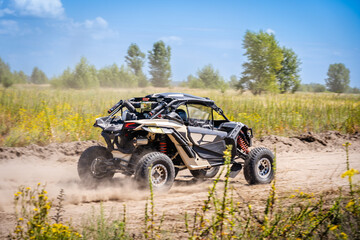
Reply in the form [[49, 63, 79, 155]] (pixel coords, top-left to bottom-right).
[[1, 86, 359, 146]]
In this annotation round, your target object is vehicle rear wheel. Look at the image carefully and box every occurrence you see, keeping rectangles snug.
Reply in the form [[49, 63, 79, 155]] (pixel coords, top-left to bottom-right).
[[77, 146, 115, 185], [190, 166, 220, 179], [244, 147, 274, 184], [135, 152, 175, 191]]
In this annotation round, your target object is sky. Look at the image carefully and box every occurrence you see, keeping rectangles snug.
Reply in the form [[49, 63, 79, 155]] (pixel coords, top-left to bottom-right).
[[0, 0, 359, 87]]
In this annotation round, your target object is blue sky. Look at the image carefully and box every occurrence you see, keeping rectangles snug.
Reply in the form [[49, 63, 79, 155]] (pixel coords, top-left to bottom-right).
[[0, 0, 359, 87]]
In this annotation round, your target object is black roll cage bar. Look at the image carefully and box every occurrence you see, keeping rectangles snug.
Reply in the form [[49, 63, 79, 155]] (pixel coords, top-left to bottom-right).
[[107, 97, 230, 122]]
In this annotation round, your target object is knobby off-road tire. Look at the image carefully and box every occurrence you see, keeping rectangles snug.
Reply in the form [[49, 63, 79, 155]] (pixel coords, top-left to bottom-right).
[[244, 147, 274, 185], [77, 146, 114, 185], [128, 147, 153, 175], [135, 152, 175, 191], [190, 166, 220, 179]]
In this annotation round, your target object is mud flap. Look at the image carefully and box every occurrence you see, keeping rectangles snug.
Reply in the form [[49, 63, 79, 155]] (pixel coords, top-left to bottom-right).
[[229, 162, 242, 178]]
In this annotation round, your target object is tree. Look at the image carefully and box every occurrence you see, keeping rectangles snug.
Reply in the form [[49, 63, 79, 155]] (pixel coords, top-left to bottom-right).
[[118, 65, 138, 87], [187, 74, 205, 89], [148, 41, 171, 87], [13, 70, 28, 84], [197, 64, 224, 89], [325, 63, 350, 93], [229, 75, 238, 89], [0, 57, 12, 86], [239, 30, 283, 94], [186, 64, 226, 90], [70, 57, 99, 89], [125, 43, 147, 87], [97, 63, 138, 88], [2, 75, 14, 88], [299, 83, 326, 93], [98, 63, 120, 87], [30, 67, 48, 84], [276, 47, 301, 93], [51, 67, 73, 88], [347, 87, 360, 94], [52, 57, 99, 89]]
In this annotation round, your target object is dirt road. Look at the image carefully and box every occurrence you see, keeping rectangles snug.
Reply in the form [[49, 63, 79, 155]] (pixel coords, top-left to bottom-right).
[[0, 132, 359, 238]]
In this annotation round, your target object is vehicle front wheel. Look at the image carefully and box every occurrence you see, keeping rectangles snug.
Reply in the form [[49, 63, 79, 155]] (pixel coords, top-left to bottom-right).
[[135, 152, 175, 191], [77, 146, 115, 185], [190, 166, 220, 179], [244, 147, 274, 184]]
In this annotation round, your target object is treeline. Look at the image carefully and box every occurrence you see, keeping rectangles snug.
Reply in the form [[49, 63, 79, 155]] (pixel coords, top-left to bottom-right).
[[51, 41, 171, 89], [51, 58, 140, 89], [0, 40, 172, 90], [0, 58, 48, 88], [0, 30, 356, 94], [298, 83, 360, 94]]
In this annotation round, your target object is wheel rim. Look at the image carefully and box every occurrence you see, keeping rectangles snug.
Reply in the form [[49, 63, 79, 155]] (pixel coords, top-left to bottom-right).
[[151, 164, 168, 187], [90, 157, 108, 178], [256, 158, 272, 179]]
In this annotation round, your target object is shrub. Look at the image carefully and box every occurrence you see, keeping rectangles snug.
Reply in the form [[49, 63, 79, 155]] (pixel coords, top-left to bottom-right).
[[10, 184, 81, 239]]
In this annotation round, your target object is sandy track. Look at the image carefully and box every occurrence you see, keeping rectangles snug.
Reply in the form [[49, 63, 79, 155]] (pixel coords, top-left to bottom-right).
[[0, 132, 359, 238]]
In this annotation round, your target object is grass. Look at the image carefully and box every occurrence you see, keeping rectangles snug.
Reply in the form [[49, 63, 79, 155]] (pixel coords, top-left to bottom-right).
[[1, 86, 359, 147], [80, 204, 128, 240]]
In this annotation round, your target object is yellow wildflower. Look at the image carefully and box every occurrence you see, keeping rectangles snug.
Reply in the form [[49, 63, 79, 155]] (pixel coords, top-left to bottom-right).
[[346, 200, 355, 208], [329, 225, 338, 231], [341, 169, 359, 178], [340, 232, 348, 239]]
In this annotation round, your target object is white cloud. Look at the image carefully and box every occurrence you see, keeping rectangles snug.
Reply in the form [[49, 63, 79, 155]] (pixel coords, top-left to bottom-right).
[[84, 17, 108, 29], [0, 8, 14, 17], [266, 28, 275, 35], [66, 17, 118, 40], [0, 20, 18, 34], [160, 36, 183, 45], [12, 0, 65, 18]]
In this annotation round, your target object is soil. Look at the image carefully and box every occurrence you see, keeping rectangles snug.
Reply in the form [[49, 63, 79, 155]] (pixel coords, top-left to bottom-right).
[[0, 131, 359, 238]]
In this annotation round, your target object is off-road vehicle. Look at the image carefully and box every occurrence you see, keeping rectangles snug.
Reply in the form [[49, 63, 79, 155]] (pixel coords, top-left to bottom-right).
[[78, 93, 274, 191]]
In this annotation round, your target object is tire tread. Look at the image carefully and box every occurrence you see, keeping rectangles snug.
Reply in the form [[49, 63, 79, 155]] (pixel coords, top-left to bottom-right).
[[135, 152, 175, 191], [77, 146, 114, 183], [244, 147, 274, 185]]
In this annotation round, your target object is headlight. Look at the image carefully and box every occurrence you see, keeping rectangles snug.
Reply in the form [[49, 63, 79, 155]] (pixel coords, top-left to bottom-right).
[[148, 127, 164, 134]]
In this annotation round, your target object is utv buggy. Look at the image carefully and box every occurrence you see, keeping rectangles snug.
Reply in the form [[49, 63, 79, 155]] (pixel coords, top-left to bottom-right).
[[78, 93, 274, 191]]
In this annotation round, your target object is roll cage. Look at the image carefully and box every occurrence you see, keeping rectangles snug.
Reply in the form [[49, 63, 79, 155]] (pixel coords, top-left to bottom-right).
[[106, 92, 230, 127]]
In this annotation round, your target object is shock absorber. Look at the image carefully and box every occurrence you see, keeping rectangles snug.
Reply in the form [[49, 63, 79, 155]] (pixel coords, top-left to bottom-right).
[[159, 135, 167, 154], [237, 136, 249, 154]]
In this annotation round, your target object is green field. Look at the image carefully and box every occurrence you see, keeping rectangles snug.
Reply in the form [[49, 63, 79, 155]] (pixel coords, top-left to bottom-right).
[[1, 85, 359, 147]]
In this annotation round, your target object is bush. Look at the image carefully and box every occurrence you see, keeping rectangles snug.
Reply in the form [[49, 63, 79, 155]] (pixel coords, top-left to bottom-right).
[[10, 184, 81, 239]]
